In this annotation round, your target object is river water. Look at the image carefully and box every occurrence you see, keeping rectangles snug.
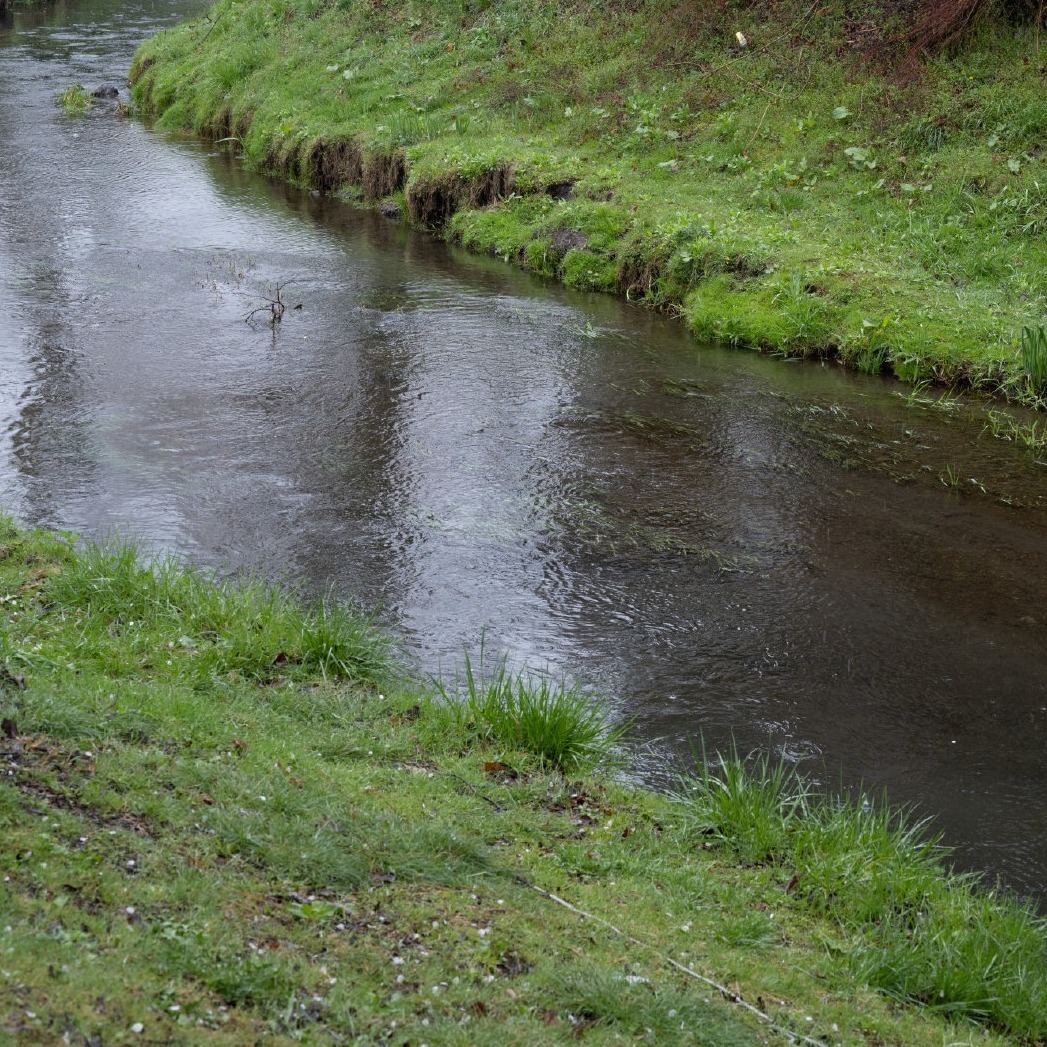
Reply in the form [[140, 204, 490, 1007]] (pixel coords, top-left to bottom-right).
[[3, 0, 1047, 899]]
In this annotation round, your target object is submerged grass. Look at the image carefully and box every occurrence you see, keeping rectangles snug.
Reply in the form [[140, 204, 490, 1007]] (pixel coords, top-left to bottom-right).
[[131, 0, 1047, 401], [677, 749, 1047, 1038], [56, 83, 91, 114], [0, 516, 1045, 1045]]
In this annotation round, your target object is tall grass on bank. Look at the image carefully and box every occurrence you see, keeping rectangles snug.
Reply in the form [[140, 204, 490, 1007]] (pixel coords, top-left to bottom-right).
[[29, 535, 391, 685], [677, 750, 1047, 1037], [1022, 324, 1047, 397], [435, 652, 625, 774]]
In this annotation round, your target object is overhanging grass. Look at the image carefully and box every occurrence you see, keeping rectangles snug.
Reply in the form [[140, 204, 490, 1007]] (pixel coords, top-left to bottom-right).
[[36, 536, 391, 685], [677, 749, 1047, 1037], [131, 0, 1047, 402]]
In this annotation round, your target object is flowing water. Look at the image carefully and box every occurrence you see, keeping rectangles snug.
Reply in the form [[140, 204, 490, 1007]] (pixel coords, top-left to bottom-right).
[[3, 0, 1047, 899]]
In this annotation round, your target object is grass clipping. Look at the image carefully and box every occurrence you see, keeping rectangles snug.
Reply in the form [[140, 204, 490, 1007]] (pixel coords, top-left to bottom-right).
[[0, 516, 1044, 1045]]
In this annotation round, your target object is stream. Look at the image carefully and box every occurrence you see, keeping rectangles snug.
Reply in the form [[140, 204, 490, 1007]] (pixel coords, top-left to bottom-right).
[[3, 0, 1047, 899]]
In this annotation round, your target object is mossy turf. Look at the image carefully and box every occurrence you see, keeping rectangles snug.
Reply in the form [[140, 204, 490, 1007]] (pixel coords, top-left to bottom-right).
[[129, 0, 1047, 401], [0, 518, 1045, 1045]]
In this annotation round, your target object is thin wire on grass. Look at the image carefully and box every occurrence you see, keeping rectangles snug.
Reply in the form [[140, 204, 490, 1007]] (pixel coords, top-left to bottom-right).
[[520, 878, 826, 1047]]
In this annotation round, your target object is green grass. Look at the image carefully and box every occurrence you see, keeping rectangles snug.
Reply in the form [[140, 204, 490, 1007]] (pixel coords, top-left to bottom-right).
[[434, 651, 627, 774], [130, 0, 1047, 402], [0, 516, 1044, 1045], [56, 83, 91, 114], [32, 536, 390, 685], [1021, 324, 1047, 398], [677, 749, 1047, 1038]]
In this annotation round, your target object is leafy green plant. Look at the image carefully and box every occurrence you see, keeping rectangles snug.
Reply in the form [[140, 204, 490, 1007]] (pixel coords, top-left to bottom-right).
[[844, 145, 877, 171]]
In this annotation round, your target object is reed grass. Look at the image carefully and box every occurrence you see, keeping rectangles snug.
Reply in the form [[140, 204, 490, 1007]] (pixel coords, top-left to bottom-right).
[[1020, 324, 1047, 397]]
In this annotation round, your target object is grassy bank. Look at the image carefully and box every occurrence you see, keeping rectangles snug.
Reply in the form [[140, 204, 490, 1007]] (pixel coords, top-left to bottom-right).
[[128, 0, 1047, 400], [1, 517, 1046, 1045]]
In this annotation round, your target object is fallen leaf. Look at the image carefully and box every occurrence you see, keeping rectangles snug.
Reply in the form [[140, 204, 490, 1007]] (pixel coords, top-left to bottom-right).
[[483, 761, 518, 779]]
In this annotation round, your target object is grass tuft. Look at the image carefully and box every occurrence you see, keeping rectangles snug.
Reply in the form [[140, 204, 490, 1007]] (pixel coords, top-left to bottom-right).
[[677, 749, 1047, 1036], [436, 651, 626, 774], [43, 538, 391, 685], [1021, 323, 1047, 396]]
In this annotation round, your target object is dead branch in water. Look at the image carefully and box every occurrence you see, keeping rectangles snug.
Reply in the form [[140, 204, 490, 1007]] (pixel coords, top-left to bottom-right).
[[242, 281, 304, 328]]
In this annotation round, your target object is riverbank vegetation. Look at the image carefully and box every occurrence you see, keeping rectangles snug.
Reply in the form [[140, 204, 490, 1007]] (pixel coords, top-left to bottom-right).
[[129, 0, 1047, 399], [1, 516, 1046, 1045]]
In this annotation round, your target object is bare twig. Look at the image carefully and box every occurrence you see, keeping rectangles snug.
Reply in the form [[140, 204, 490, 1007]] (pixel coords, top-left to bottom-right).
[[521, 878, 826, 1047], [197, 13, 222, 46], [745, 88, 785, 152], [242, 280, 304, 327]]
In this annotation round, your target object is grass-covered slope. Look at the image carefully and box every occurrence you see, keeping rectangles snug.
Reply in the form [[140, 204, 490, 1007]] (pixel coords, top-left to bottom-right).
[[129, 0, 1047, 399], [1, 517, 1046, 1045]]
